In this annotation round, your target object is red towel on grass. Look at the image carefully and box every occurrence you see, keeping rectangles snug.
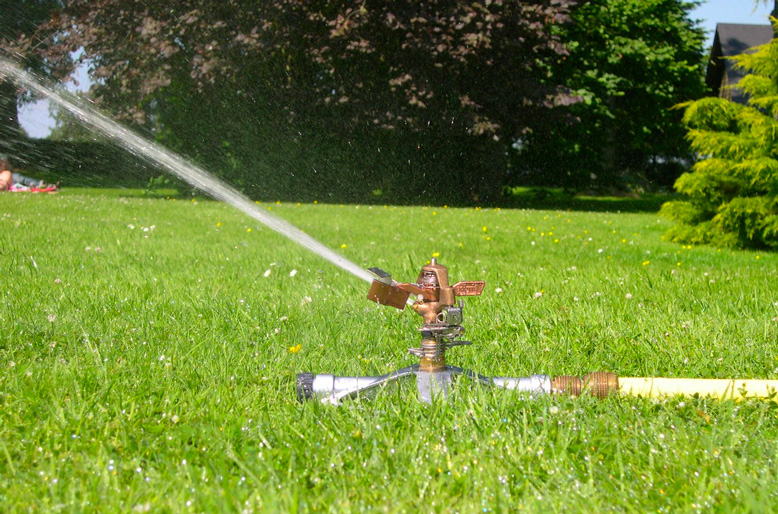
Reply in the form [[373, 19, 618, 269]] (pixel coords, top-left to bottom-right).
[[10, 184, 58, 193]]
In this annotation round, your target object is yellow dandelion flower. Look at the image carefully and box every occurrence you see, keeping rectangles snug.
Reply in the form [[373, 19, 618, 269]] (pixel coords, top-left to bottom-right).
[[642, 260, 650, 266], [247, 228, 252, 233], [482, 226, 487, 232], [289, 344, 302, 354], [486, 236, 492, 241], [432, 252, 440, 258], [216, 222, 222, 227], [341, 244, 348, 249]]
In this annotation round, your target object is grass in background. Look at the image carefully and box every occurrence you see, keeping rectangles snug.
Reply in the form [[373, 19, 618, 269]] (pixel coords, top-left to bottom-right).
[[1, 190, 777, 513]]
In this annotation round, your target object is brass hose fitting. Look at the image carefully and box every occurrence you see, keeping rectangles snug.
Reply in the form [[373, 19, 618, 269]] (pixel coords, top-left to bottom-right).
[[551, 372, 619, 398], [551, 375, 583, 396], [584, 372, 619, 398]]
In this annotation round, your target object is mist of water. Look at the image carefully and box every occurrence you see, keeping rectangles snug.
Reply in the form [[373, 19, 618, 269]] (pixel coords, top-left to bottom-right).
[[0, 57, 376, 284]]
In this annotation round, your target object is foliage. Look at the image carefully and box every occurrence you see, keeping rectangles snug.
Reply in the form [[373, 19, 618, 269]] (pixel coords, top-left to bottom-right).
[[661, 34, 778, 249], [514, 0, 706, 190], [47, 92, 104, 143], [18, 0, 577, 203], [0, 0, 63, 156], [1, 191, 777, 511], [144, 174, 173, 195], [16, 139, 159, 187]]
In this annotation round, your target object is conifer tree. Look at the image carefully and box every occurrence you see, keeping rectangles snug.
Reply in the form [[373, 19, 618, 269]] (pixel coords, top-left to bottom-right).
[[661, 29, 778, 249]]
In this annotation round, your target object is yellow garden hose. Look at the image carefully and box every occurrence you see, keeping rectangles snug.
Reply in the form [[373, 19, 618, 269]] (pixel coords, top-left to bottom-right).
[[618, 377, 778, 402], [551, 372, 778, 402]]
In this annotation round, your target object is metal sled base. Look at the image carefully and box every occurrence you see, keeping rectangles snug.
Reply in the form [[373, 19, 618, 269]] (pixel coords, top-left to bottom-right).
[[296, 365, 551, 405]]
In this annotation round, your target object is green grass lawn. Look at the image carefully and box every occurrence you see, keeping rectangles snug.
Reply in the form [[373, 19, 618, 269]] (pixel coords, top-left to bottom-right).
[[1, 190, 777, 513]]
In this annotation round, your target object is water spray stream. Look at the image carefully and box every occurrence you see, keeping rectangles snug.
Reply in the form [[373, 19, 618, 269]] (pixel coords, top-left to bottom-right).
[[0, 57, 375, 284]]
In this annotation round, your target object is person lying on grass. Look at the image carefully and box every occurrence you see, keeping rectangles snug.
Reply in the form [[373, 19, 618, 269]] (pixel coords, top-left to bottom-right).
[[0, 156, 58, 192]]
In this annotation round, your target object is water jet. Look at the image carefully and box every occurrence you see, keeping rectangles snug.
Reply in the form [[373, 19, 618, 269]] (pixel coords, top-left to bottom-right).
[[0, 56, 374, 285]]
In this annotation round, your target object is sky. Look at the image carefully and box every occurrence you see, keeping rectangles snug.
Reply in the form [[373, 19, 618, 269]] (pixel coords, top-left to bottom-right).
[[16, 1, 777, 138], [694, 0, 772, 46]]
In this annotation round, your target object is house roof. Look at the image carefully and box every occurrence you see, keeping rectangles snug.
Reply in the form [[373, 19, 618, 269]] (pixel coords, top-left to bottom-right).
[[705, 23, 773, 103], [715, 23, 773, 57]]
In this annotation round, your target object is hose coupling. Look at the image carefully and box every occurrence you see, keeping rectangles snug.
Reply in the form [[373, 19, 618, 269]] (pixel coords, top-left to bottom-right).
[[551, 372, 619, 398]]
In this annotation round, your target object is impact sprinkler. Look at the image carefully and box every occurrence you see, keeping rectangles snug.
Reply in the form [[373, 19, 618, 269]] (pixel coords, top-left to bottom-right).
[[297, 257, 619, 404], [297, 258, 778, 405]]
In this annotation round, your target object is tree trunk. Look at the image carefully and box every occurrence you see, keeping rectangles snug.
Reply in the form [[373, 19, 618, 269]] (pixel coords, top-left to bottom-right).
[[0, 79, 22, 157], [471, 138, 507, 204]]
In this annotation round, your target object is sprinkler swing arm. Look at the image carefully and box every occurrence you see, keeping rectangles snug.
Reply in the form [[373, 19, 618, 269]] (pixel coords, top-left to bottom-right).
[[297, 258, 618, 404]]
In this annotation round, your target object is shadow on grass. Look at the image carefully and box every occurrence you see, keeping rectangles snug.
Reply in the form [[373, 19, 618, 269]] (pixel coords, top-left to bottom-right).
[[58, 187, 183, 199], [501, 188, 673, 213], [56, 186, 673, 212], [43, 171, 189, 200], [53, 183, 672, 213]]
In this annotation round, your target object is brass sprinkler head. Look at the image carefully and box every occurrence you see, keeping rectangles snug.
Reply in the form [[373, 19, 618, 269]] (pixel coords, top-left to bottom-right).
[[367, 258, 485, 371]]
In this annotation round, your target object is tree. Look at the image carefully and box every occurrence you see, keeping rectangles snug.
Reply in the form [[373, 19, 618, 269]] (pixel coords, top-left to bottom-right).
[[661, 32, 778, 249], [21, 0, 576, 203], [514, 0, 707, 190], [47, 92, 102, 142], [0, 0, 62, 156]]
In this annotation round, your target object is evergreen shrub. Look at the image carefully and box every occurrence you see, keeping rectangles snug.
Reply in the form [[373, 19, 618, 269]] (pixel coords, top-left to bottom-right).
[[661, 30, 778, 249]]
